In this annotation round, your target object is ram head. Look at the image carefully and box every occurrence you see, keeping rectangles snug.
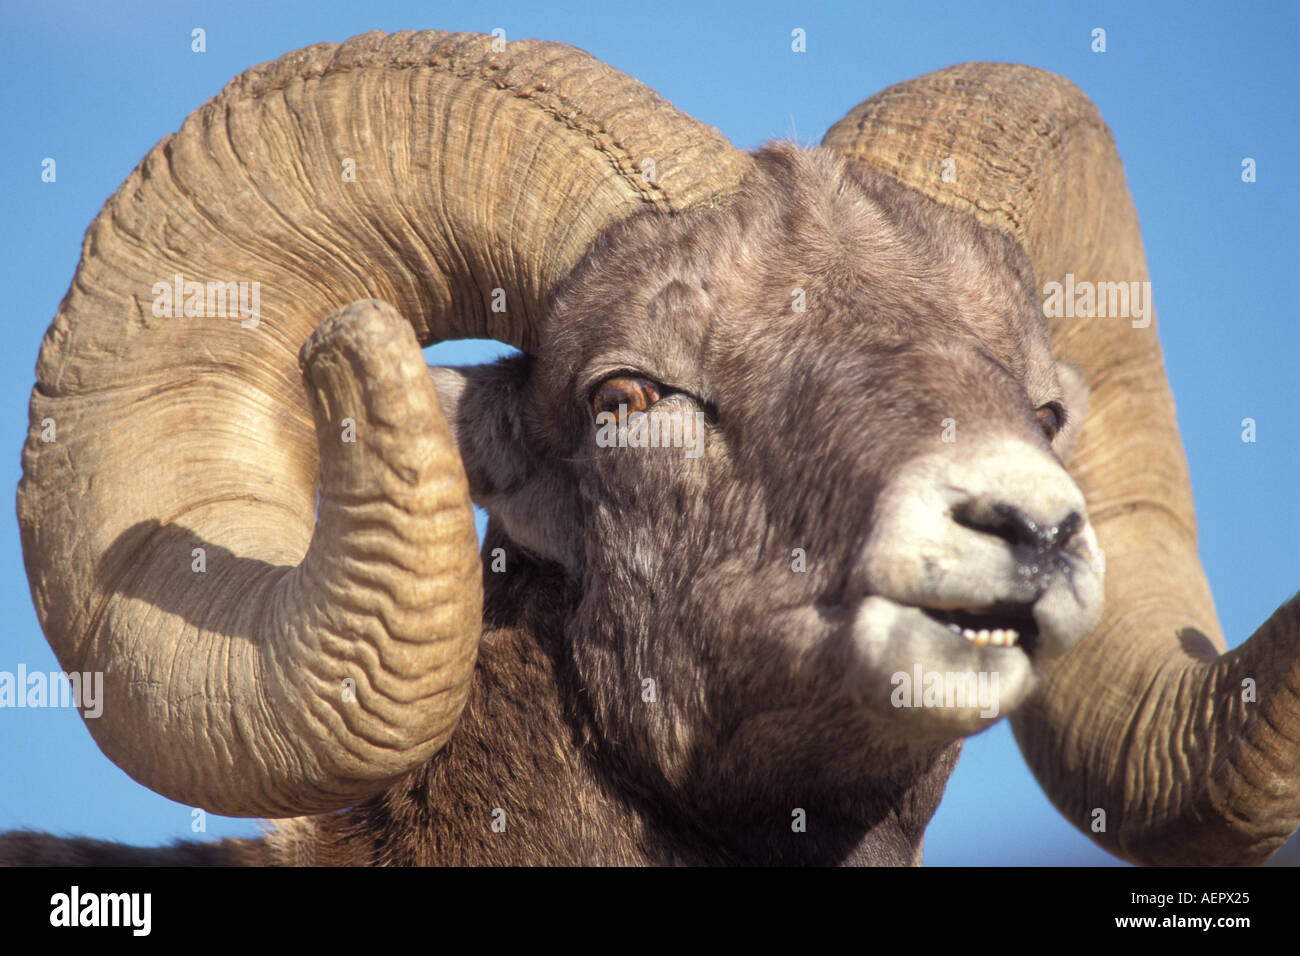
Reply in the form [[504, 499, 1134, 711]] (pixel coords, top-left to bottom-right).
[[11, 30, 1299, 865]]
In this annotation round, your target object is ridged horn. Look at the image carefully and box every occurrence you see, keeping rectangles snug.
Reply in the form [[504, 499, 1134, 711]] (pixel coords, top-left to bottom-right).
[[823, 62, 1299, 864], [19, 29, 751, 817]]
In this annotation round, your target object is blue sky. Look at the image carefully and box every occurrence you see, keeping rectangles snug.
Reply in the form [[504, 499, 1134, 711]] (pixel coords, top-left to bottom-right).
[[0, 0, 1296, 865]]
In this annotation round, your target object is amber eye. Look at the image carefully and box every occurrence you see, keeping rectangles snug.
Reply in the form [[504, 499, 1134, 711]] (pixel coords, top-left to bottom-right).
[[591, 375, 662, 417], [1036, 403, 1064, 441]]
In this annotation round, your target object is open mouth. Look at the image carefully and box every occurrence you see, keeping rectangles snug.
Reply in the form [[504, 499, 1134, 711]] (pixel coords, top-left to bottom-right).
[[920, 604, 1040, 654]]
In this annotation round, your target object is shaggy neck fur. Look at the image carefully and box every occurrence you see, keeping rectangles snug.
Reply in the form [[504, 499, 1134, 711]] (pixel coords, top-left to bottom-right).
[[278, 539, 960, 866]]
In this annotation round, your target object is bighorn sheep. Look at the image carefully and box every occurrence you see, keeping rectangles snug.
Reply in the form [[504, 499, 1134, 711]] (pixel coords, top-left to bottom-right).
[[4, 30, 1298, 866]]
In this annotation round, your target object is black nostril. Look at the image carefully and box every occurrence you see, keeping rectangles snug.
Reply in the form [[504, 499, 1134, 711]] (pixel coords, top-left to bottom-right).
[[957, 503, 1083, 553], [1054, 511, 1084, 547], [984, 504, 1041, 549]]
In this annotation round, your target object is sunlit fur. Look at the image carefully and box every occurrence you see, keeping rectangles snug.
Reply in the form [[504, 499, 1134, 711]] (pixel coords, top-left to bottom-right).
[[253, 143, 1095, 865]]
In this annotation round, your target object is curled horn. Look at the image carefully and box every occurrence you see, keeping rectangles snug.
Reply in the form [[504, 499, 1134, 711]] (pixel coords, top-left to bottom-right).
[[823, 62, 1299, 864], [19, 30, 752, 816]]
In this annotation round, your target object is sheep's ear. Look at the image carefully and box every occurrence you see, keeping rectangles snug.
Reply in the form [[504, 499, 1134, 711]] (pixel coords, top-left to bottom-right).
[[1053, 361, 1090, 463], [429, 360, 583, 571]]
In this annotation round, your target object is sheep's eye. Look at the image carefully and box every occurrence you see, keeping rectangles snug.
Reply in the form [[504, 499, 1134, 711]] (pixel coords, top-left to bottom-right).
[[1036, 403, 1064, 441], [592, 375, 662, 417]]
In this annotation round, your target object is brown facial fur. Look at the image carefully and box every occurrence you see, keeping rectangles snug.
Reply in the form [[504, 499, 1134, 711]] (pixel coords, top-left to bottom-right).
[[281, 144, 1085, 865]]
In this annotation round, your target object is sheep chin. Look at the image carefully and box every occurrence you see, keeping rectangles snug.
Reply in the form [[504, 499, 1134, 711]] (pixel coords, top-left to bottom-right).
[[846, 596, 1039, 738]]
